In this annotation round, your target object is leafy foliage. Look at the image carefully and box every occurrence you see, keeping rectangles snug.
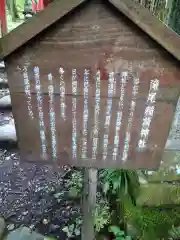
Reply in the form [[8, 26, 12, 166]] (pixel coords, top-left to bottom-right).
[[168, 225, 180, 240], [108, 226, 131, 240], [100, 169, 140, 233], [169, 0, 180, 35], [137, 183, 180, 206], [100, 169, 140, 205], [94, 199, 111, 232], [124, 202, 180, 239], [67, 170, 83, 198], [62, 217, 82, 238]]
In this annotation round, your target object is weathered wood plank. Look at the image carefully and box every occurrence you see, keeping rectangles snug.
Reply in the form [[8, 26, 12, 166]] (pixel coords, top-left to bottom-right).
[[109, 0, 180, 61], [0, 0, 86, 59]]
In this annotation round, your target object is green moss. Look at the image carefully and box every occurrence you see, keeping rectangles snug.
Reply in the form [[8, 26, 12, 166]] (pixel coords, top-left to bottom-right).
[[137, 183, 180, 206], [124, 201, 180, 239]]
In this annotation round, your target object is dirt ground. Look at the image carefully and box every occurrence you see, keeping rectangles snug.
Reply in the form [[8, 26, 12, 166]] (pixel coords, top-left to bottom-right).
[[0, 144, 81, 239]]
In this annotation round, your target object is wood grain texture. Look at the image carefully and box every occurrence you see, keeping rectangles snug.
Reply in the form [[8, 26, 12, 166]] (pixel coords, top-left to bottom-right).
[[10, 92, 174, 169], [5, 1, 180, 169], [109, 0, 180, 61], [1, 0, 180, 63], [0, 0, 86, 59]]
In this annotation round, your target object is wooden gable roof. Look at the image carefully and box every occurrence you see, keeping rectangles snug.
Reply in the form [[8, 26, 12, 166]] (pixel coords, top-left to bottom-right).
[[0, 0, 180, 62]]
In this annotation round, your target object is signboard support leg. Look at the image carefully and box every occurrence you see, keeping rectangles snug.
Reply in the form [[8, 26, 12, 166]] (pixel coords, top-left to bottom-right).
[[82, 168, 97, 240]]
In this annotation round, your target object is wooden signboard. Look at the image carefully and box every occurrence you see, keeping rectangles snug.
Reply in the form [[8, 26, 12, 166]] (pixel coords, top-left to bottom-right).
[[2, 0, 180, 169]]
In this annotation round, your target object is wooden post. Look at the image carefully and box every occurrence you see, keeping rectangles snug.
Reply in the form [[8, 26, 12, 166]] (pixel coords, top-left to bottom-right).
[[82, 168, 97, 240], [0, 0, 7, 35], [0, 21, 2, 39], [32, 0, 44, 12]]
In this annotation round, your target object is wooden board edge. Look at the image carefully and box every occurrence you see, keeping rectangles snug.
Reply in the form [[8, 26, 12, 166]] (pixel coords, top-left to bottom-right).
[[108, 0, 180, 62], [0, 0, 87, 60]]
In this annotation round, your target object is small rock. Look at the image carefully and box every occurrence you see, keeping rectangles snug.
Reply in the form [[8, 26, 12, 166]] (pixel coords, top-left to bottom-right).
[[0, 78, 8, 84], [6, 227, 44, 240], [50, 224, 60, 230], [0, 95, 11, 107], [7, 223, 15, 231], [22, 211, 28, 216], [0, 121, 17, 142], [29, 225, 35, 230], [25, 14, 33, 19], [0, 62, 5, 68], [42, 219, 49, 225]]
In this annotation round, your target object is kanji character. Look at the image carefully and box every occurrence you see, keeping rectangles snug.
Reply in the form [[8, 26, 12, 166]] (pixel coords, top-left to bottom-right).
[[147, 91, 157, 103], [150, 79, 159, 91], [140, 128, 150, 138], [145, 106, 155, 116], [138, 139, 146, 148]]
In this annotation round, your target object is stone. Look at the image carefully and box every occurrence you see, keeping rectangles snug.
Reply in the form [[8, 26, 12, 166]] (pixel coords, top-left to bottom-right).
[[25, 14, 33, 19], [0, 95, 11, 107], [6, 227, 44, 240], [0, 62, 5, 69], [0, 119, 17, 141], [0, 78, 8, 84], [7, 224, 15, 231], [42, 219, 49, 225], [22, 211, 28, 216]]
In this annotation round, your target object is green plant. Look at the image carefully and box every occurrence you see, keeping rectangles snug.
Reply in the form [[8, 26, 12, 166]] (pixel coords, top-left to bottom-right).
[[100, 169, 140, 232], [62, 217, 82, 238], [168, 225, 180, 240], [44, 238, 56, 240], [67, 170, 83, 198], [124, 201, 180, 239], [100, 169, 139, 205], [94, 199, 111, 232], [108, 226, 131, 240]]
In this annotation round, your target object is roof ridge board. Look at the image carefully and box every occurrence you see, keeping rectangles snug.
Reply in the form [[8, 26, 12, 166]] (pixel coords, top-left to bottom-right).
[[109, 0, 180, 62], [0, 0, 87, 59]]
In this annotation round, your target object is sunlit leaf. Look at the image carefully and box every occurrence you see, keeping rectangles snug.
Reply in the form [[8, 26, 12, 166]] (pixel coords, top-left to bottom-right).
[[103, 181, 109, 194]]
